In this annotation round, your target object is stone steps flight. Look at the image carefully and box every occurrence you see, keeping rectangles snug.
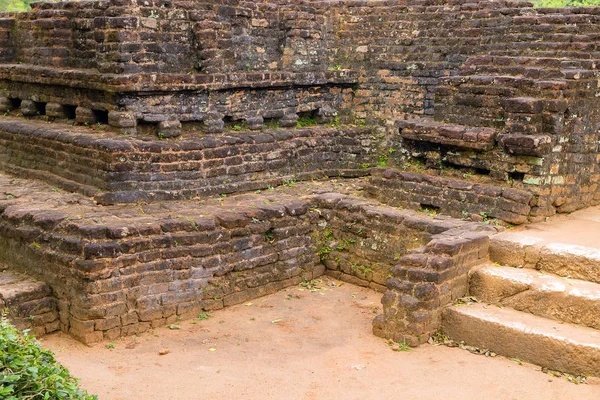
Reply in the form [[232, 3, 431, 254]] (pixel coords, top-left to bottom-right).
[[443, 210, 600, 376], [442, 302, 600, 377]]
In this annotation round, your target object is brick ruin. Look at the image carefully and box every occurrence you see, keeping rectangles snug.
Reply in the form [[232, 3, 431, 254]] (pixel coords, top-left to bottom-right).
[[0, 0, 600, 348]]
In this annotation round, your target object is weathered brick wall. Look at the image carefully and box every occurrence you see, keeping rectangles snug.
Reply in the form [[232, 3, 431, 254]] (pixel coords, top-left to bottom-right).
[[0, 15, 15, 63], [0, 0, 329, 75], [0, 195, 321, 342], [323, 0, 535, 123], [0, 176, 495, 343], [312, 193, 437, 292], [0, 120, 380, 204], [0, 269, 60, 337], [373, 225, 493, 345]]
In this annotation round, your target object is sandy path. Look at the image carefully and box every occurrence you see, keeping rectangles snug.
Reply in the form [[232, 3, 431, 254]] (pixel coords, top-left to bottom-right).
[[40, 278, 600, 400]]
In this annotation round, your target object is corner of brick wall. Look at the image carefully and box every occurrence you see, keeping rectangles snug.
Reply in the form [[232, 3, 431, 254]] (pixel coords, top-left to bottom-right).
[[373, 228, 492, 346]]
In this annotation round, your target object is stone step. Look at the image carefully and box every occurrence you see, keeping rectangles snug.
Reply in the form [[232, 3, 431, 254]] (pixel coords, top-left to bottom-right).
[[442, 303, 600, 377], [0, 269, 59, 337], [470, 264, 600, 330], [490, 232, 600, 284]]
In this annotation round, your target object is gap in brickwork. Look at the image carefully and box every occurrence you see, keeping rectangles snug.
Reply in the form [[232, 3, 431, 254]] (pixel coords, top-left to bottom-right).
[[473, 167, 491, 176], [297, 110, 318, 125], [63, 105, 77, 120], [418, 204, 440, 214], [8, 98, 21, 109], [92, 109, 109, 124], [136, 120, 159, 136], [508, 171, 525, 182], [33, 101, 46, 116], [223, 115, 243, 129]]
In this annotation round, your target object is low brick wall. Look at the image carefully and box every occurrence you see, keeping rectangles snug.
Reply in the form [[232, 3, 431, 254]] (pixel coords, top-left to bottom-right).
[[0, 185, 321, 342], [0, 173, 494, 344], [0, 120, 379, 204], [312, 193, 446, 291], [367, 168, 534, 225], [373, 224, 494, 345]]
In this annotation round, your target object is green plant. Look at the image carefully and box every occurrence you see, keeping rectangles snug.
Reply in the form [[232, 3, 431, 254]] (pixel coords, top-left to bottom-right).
[[358, 265, 373, 274], [377, 155, 389, 167], [354, 118, 367, 127], [265, 228, 275, 243], [479, 211, 491, 222], [317, 245, 332, 260], [300, 279, 321, 291], [296, 115, 318, 128], [283, 179, 296, 188], [385, 338, 412, 352], [230, 122, 247, 131], [157, 131, 165, 140], [329, 115, 341, 127], [198, 313, 212, 320], [0, 312, 96, 399]]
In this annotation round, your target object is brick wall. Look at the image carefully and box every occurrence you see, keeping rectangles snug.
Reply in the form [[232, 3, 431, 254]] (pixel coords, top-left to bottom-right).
[[0, 120, 380, 204]]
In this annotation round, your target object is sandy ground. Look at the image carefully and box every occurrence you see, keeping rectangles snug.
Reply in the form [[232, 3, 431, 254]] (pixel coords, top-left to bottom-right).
[[41, 277, 600, 400]]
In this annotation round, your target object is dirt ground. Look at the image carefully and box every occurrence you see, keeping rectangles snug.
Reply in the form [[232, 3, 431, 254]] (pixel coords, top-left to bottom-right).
[[41, 277, 600, 400]]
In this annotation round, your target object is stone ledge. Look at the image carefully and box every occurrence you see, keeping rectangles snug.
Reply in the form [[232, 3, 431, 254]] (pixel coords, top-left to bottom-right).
[[0, 65, 359, 93], [397, 118, 497, 151]]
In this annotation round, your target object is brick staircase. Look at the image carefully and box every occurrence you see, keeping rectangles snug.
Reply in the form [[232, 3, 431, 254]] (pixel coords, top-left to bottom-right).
[[0, 268, 59, 336], [442, 211, 600, 377], [374, 25, 600, 224]]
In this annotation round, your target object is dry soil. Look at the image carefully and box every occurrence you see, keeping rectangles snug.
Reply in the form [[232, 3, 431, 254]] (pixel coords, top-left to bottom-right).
[[41, 277, 600, 400]]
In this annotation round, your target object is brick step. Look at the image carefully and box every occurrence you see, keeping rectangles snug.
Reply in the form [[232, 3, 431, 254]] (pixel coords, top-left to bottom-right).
[[470, 264, 600, 330], [491, 232, 600, 285], [440, 74, 571, 90], [489, 49, 600, 60], [433, 105, 505, 129], [464, 55, 600, 71], [461, 65, 594, 80], [0, 118, 375, 204], [442, 303, 600, 377], [0, 269, 59, 337], [367, 168, 533, 225], [0, 171, 486, 343], [397, 117, 497, 151]]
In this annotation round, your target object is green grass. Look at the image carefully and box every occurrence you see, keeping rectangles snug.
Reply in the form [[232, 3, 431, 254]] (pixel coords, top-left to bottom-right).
[[533, 0, 600, 6]]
